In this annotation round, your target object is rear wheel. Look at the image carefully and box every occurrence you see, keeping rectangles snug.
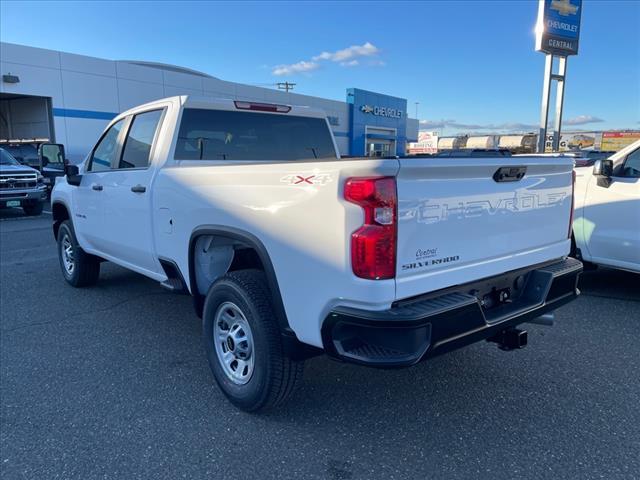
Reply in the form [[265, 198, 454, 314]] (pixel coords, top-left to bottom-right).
[[57, 220, 100, 287], [23, 202, 44, 216], [202, 270, 304, 412]]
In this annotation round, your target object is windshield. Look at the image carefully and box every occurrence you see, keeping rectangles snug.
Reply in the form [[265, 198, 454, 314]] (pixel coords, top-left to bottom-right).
[[175, 108, 337, 161], [0, 148, 20, 166]]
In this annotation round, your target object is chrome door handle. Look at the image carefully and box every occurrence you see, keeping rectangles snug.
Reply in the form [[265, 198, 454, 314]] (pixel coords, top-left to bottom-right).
[[92, 184, 103, 191], [131, 184, 146, 193]]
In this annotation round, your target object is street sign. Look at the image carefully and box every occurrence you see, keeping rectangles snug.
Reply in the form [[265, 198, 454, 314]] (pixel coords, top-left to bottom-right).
[[535, 0, 582, 56]]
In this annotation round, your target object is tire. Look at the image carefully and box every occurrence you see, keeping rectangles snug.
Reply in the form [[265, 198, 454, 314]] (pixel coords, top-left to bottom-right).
[[202, 269, 304, 412], [57, 220, 100, 287], [23, 202, 44, 216], [193, 294, 205, 318]]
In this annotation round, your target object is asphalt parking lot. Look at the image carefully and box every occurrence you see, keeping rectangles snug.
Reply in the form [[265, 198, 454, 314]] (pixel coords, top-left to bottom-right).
[[1, 210, 639, 480]]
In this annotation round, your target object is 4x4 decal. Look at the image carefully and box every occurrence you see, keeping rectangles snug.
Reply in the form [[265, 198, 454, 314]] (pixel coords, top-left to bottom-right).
[[280, 173, 333, 186]]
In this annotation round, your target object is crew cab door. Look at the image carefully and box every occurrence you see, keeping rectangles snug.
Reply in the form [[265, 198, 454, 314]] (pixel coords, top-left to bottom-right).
[[73, 119, 126, 253], [582, 147, 640, 271], [100, 108, 165, 275]]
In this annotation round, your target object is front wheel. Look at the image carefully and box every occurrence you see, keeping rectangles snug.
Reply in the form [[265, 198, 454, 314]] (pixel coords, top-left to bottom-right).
[[57, 220, 100, 287], [202, 270, 304, 412]]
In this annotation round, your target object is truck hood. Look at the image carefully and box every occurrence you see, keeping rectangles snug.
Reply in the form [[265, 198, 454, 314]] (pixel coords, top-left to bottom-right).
[[0, 164, 39, 175]]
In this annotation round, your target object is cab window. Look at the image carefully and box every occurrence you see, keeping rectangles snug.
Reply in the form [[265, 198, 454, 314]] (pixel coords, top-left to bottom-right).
[[175, 108, 337, 161], [620, 149, 640, 178], [89, 120, 125, 172], [118, 110, 164, 169]]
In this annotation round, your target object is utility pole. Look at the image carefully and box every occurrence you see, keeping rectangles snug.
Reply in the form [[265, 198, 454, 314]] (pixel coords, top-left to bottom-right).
[[277, 82, 296, 93]]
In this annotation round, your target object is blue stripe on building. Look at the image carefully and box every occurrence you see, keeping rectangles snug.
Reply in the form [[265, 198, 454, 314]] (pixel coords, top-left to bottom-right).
[[52, 108, 118, 120]]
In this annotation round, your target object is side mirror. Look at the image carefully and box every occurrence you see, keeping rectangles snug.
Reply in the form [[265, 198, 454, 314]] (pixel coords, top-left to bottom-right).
[[65, 164, 79, 176], [593, 159, 613, 177], [64, 162, 82, 187], [38, 143, 66, 170]]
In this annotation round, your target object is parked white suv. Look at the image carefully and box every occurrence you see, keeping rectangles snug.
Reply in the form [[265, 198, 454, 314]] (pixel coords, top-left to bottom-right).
[[572, 140, 640, 273], [51, 96, 582, 411]]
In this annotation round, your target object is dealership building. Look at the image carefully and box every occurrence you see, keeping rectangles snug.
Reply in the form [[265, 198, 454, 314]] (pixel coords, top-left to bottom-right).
[[0, 42, 418, 161]]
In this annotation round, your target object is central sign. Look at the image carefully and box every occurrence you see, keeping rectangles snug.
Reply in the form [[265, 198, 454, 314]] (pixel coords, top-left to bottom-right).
[[360, 104, 403, 119], [535, 0, 582, 56]]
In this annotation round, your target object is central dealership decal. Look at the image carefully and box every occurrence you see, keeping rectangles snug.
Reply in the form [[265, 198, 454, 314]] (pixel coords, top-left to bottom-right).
[[360, 104, 403, 119]]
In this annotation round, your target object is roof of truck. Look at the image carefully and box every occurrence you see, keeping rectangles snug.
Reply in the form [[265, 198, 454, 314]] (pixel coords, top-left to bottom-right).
[[115, 96, 328, 123]]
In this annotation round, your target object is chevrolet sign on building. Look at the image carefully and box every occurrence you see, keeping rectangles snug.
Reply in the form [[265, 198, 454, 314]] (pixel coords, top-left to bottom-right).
[[360, 104, 403, 119], [535, 0, 582, 56], [347, 88, 410, 156]]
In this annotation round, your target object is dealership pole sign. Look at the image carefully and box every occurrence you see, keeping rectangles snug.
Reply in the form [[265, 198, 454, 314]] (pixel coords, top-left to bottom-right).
[[535, 0, 582, 56], [535, 0, 582, 153]]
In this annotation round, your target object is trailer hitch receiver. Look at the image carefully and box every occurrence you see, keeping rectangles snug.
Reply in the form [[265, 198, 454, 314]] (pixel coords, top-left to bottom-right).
[[487, 327, 528, 351]]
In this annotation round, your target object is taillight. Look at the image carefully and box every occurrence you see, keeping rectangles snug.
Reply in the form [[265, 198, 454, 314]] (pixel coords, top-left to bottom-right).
[[568, 169, 576, 238], [344, 177, 397, 280], [234, 101, 291, 113]]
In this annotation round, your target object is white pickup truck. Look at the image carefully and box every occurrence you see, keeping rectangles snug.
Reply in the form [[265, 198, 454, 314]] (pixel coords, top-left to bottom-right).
[[572, 140, 640, 273], [51, 96, 582, 411]]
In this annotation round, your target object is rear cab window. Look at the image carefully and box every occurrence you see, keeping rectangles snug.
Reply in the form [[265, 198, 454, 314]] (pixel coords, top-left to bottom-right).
[[175, 108, 337, 161]]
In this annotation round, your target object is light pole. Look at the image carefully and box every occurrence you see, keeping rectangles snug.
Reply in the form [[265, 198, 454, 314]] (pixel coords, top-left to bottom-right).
[[414, 102, 419, 119]]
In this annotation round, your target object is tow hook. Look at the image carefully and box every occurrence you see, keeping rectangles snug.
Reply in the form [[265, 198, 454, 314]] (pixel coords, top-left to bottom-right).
[[488, 327, 528, 351]]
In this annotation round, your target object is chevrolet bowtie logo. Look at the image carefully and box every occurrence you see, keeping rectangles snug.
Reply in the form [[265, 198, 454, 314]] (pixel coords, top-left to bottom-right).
[[550, 0, 579, 16], [360, 105, 374, 114]]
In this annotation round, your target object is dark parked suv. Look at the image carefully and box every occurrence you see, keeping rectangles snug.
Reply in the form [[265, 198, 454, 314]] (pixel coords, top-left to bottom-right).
[[0, 147, 48, 216]]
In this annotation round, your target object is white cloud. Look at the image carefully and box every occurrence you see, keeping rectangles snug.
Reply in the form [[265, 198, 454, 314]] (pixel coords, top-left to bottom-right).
[[271, 61, 319, 76], [563, 115, 605, 125], [271, 42, 382, 76], [313, 42, 379, 62], [420, 119, 456, 129], [420, 117, 608, 133], [420, 119, 538, 132]]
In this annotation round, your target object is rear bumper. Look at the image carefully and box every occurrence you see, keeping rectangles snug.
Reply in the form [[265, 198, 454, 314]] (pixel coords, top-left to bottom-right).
[[321, 257, 582, 367]]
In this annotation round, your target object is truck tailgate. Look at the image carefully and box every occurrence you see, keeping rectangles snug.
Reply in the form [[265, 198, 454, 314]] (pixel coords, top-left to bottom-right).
[[395, 157, 574, 300]]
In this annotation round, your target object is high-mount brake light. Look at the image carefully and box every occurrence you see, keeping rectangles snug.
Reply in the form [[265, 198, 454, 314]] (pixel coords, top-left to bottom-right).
[[233, 101, 291, 113], [568, 169, 576, 239], [344, 177, 397, 280]]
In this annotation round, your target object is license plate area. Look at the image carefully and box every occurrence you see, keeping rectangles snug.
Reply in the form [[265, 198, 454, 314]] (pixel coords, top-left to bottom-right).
[[6, 200, 21, 207]]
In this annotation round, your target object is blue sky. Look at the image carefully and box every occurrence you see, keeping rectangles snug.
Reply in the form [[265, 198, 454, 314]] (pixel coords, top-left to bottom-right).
[[1, 0, 638, 134]]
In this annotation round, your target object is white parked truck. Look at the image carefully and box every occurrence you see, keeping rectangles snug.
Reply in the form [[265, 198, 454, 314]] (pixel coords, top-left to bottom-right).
[[51, 96, 582, 411], [572, 140, 640, 273]]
